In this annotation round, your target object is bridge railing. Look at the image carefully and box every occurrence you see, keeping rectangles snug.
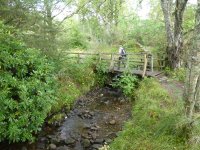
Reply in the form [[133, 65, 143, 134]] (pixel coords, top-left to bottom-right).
[[64, 52, 157, 77]]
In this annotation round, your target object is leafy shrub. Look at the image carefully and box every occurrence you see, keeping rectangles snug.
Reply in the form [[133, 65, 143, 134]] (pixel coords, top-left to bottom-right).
[[94, 61, 109, 86], [0, 22, 56, 142], [112, 74, 138, 97]]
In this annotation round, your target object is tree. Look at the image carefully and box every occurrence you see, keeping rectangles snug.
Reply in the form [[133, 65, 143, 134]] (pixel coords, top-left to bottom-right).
[[184, 0, 200, 120], [76, 0, 124, 44], [161, 0, 188, 69], [0, 0, 38, 28]]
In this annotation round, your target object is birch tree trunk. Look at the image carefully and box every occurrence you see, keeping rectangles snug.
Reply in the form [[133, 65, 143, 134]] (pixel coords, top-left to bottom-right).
[[184, 0, 200, 120], [161, 0, 188, 69]]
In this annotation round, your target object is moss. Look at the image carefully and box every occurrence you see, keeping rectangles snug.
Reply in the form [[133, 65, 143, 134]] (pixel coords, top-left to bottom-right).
[[48, 113, 66, 124]]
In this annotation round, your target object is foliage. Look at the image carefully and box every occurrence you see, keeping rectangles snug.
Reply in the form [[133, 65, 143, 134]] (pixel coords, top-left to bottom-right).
[[58, 20, 88, 50], [126, 19, 166, 52], [112, 74, 138, 97], [54, 56, 95, 112], [94, 61, 109, 87], [183, 5, 196, 33], [110, 78, 186, 150], [77, 0, 124, 45], [164, 67, 186, 82], [0, 22, 56, 142], [0, 0, 197, 146]]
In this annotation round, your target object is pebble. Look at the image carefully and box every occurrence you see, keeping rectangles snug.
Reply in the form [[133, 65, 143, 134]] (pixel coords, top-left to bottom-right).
[[37, 142, 46, 149], [57, 145, 70, 150], [65, 137, 76, 145], [49, 143, 57, 150], [83, 123, 91, 129], [81, 133, 90, 139], [94, 138, 104, 144], [21, 146, 27, 150], [50, 137, 61, 144], [109, 119, 116, 125], [92, 144, 103, 149], [107, 132, 117, 139], [82, 139, 90, 147], [105, 138, 112, 144]]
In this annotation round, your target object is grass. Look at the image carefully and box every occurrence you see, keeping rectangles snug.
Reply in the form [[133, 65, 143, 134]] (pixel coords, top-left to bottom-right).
[[164, 67, 186, 82], [109, 78, 187, 150], [52, 57, 96, 112]]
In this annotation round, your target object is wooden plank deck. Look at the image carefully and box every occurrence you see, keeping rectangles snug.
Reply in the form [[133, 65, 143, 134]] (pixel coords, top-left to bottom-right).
[[110, 67, 163, 77]]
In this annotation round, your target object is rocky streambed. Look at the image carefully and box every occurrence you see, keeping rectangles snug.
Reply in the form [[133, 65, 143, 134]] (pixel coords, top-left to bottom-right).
[[1, 86, 132, 150]]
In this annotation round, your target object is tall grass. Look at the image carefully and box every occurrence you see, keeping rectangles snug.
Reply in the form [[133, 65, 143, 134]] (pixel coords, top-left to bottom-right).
[[110, 78, 186, 150], [53, 56, 96, 112]]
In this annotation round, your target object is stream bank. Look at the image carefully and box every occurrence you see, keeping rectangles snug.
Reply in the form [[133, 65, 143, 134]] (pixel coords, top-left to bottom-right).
[[1, 86, 133, 150]]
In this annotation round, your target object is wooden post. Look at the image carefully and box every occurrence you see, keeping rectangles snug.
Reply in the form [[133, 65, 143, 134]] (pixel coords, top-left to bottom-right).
[[125, 55, 129, 70], [109, 53, 114, 70], [95, 53, 100, 65], [99, 53, 102, 61], [151, 54, 154, 72], [142, 53, 147, 78], [77, 53, 80, 63]]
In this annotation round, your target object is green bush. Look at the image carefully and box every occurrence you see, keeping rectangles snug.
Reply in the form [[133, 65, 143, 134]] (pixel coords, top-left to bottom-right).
[[94, 61, 109, 86], [112, 74, 138, 97], [0, 22, 56, 142]]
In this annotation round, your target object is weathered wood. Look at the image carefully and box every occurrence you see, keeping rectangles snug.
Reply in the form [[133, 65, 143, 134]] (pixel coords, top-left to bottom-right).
[[109, 53, 115, 70], [150, 55, 154, 72], [125, 55, 129, 70], [142, 53, 148, 77], [77, 53, 80, 63], [64, 52, 162, 77]]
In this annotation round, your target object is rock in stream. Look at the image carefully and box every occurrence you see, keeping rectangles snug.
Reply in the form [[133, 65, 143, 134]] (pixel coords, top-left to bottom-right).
[[0, 87, 132, 150]]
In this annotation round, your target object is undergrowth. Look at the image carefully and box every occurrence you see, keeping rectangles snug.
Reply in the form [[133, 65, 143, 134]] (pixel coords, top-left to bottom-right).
[[112, 73, 139, 97], [53, 57, 96, 112], [110, 78, 186, 150], [164, 67, 186, 82], [94, 61, 109, 87]]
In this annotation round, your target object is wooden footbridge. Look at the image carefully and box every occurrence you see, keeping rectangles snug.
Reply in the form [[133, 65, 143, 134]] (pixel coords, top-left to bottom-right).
[[64, 52, 164, 77]]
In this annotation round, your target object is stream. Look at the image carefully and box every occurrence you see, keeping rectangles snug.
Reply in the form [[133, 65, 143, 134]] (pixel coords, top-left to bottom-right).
[[1, 86, 133, 150]]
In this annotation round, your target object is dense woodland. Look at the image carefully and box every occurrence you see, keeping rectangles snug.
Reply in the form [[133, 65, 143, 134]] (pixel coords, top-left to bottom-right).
[[0, 0, 200, 149]]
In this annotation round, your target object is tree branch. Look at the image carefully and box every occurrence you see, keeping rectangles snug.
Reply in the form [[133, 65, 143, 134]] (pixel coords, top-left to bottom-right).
[[59, 0, 93, 24]]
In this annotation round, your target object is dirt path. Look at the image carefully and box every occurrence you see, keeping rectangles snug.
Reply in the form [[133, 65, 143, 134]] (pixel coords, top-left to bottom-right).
[[157, 75, 184, 100]]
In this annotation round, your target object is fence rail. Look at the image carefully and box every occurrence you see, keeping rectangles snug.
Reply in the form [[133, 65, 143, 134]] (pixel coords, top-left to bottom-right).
[[64, 52, 164, 77]]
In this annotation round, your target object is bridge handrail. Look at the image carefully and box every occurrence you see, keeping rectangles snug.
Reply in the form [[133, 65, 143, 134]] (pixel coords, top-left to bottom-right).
[[63, 52, 152, 55], [64, 52, 157, 77]]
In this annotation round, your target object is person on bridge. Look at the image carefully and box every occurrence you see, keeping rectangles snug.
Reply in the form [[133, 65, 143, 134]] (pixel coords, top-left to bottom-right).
[[118, 45, 127, 69]]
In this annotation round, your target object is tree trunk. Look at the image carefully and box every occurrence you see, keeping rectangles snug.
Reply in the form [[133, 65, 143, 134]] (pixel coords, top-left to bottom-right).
[[184, 0, 200, 120], [161, 0, 188, 69]]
